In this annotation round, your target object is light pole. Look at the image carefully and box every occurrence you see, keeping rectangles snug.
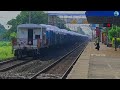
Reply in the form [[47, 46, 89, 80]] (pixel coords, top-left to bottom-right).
[[47, 11, 49, 25], [29, 11, 31, 24], [106, 17, 109, 46], [115, 35, 117, 51]]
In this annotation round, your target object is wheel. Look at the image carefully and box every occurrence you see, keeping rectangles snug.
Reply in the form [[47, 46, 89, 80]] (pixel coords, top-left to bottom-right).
[[17, 50, 22, 59], [32, 50, 37, 59], [17, 50, 20, 59]]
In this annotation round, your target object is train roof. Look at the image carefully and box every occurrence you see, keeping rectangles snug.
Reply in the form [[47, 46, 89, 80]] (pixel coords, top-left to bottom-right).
[[17, 24, 46, 29], [40, 24, 53, 29], [40, 24, 63, 34], [41, 24, 88, 36], [17, 24, 88, 37]]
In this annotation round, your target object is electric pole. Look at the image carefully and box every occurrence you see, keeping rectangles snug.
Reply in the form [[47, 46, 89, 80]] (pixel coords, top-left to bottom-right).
[[29, 11, 31, 23]]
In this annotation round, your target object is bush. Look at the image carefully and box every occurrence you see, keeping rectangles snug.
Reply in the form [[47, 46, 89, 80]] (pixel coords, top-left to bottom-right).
[[117, 38, 120, 46], [6, 42, 12, 46], [0, 46, 14, 60], [112, 38, 120, 47]]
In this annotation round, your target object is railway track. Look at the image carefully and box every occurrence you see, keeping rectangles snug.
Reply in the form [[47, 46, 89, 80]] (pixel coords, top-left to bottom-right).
[[30, 41, 88, 79], [0, 57, 16, 65], [0, 42, 82, 79], [0, 57, 33, 72]]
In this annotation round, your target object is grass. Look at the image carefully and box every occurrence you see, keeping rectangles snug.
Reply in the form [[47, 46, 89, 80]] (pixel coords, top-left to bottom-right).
[[0, 41, 14, 61]]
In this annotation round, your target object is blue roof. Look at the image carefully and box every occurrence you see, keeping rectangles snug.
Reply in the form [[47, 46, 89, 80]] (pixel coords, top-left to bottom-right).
[[85, 11, 120, 16]]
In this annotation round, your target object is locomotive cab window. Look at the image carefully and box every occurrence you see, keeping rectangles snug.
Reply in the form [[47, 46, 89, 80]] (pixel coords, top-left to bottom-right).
[[35, 35, 40, 39]]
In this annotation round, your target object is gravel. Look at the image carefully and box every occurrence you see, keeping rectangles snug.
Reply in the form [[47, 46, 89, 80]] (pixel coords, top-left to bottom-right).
[[0, 42, 85, 79], [36, 43, 87, 79], [0, 60, 29, 71]]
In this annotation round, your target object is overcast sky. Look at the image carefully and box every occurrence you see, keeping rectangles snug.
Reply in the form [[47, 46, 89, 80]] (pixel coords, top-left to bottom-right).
[[0, 11, 21, 29], [0, 11, 85, 29]]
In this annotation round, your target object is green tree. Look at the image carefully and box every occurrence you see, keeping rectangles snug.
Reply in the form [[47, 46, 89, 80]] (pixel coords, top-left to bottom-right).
[[108, 29, 117, 40], [7, 11, 48, 32], [3, 11, 68, 40], [0, 24, 7, 40], [10, 32, 17, 39], [3, 11, 48, 40], [56, 16, 66, 29], [116, 27, 120, 37], [108, 25, 120, 41]]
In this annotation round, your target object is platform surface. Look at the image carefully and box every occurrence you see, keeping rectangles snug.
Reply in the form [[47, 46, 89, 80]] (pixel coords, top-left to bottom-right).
[[67, 42, 120, 79]]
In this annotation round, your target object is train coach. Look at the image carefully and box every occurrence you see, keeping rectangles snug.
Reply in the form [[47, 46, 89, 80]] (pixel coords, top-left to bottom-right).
[[12, 24, 88, 59]]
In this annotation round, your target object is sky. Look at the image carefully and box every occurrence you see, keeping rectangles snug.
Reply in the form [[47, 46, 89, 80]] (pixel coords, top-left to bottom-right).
[[0, 11, 86, 29], [0, 11, 21, 29]]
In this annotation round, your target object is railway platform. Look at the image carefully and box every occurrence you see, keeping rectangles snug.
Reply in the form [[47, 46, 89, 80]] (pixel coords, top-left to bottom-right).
[[67, 42, 120, 79]]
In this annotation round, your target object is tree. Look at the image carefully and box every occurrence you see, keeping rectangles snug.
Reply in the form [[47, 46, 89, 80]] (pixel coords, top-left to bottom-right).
[[10, 32, 17, 39], [56, 16, 66, 29], [77, 27, 85, 35], [108, 29, 117, 40], [3, 11, 48, 40], [7, 11, 48, 32], [108, 25, 119, 41], [3, 11, 68, 40], [116, 27, 120, 37], [0, 24, 7, 40]]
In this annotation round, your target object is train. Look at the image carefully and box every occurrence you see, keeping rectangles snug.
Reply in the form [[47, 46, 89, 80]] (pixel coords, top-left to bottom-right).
[[12, 24, 89, 59]]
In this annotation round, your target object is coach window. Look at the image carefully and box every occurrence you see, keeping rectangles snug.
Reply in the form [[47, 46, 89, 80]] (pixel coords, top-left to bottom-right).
[[35, 35, 40, 39]]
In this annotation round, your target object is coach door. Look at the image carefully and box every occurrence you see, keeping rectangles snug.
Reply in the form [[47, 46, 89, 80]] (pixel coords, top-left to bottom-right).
[[42, 27, 46, 46], [28, 29, 33, 45]]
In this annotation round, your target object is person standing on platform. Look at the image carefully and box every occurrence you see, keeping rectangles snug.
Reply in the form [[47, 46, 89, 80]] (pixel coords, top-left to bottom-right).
[[114, 36, 117, 51], [95, 36, 100, 51]]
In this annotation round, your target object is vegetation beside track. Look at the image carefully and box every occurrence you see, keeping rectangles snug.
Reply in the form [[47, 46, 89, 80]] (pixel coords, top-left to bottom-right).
[[0, 41, 14, 61]]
